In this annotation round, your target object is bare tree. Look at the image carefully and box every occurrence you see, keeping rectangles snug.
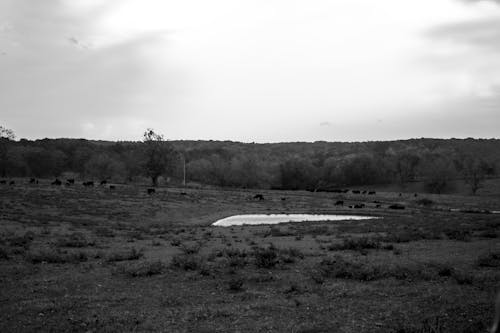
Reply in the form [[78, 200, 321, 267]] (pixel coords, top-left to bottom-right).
[[142, 128, 174, 187], [0, 125, 15, 177], [462, 155, 487, 195]]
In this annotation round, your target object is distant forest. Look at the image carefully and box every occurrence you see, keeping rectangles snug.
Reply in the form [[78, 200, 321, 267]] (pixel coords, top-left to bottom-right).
[[1, 131, 499, 194]]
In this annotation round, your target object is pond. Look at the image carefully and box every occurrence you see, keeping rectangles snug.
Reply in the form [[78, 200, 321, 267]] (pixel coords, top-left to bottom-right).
[[212, 214, 380, 227]]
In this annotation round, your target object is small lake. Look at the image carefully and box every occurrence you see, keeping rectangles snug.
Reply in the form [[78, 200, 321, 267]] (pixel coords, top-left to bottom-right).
[[212, 214, 379, 227]]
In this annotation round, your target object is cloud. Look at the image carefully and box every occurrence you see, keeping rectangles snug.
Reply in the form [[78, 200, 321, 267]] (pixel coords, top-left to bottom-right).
[[427, 18, 500, 51]]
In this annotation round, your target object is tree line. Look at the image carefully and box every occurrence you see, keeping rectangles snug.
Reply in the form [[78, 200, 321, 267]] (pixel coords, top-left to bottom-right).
[[1, 125, 498, 194]]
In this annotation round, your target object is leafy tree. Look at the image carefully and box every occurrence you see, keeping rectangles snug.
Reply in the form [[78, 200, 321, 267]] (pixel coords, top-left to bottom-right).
[[24, 147, 66, 178], [394, 152, 420, 184], [279, 157, 318, 190], [142, 129, 175, 186], [0, 125, 15, 177], [84, 153, 126, 181], [421, 156, 456, 194]]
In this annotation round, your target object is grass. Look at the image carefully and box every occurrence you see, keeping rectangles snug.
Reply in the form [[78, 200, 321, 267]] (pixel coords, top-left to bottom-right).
[[1, 182, 499, 332]]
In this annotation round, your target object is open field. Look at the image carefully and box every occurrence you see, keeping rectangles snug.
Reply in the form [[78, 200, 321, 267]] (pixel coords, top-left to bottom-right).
[[1, 181, 499, 332]]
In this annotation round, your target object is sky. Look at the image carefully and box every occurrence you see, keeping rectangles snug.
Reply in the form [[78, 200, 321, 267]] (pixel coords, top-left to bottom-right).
[[1, 0, 499, 142]]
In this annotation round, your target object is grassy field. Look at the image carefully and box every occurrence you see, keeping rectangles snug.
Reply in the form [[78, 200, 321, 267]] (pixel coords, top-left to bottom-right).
[[1, 181, 499, 332]]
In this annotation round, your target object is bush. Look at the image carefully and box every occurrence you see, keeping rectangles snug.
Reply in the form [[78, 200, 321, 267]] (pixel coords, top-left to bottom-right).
[[327, 237, 381, 252], [171, 254, 203, 271], [54, 232, 95, 248], [477, 252, 500, 268], [253, 245, 278, 268], [26, 249, 88, 264], [106, 248, 143, 262], [228, 277, 244, 292], [0, 247, 9, 260], [415, 198, 434, 206], [180, 242, 201, 254], [119, 261, 165, 277]]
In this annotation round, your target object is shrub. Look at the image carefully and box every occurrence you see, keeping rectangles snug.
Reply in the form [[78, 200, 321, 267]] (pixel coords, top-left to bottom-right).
[[180, 242, 202, 255], [171, 254, 202, 271], [477, 252, 500, 268], [228, 277, 244, 292], [0, 247, 9, 260], [253, 245, 278, 268], [170, 238, 182, 246], [94, 227, 115, 238], [327, 237, 381, 252], [55, 232, 95, 248], [106, 248, 143, 262], [120, 261, 165, 277], [26, 249, 88, 264]]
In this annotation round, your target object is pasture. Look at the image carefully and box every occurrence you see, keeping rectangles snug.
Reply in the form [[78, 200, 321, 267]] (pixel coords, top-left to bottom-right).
[[0, 180, 499, 332]]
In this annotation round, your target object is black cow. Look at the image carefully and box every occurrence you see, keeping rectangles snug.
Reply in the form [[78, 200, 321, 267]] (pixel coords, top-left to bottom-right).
[[414, 193, 418, 197], [109, 185, 116, 190], [375, 204, 381, 208], [100, 180, 107, 185], [29, 178, 37, 184], [9, 180, 15, 185], [362, 190, 367, 194], [253, 194, 264, 200], [0, 180, 6, 184], [389, 204, 405, 210], [352, 190, 360, 194], [83, 181, 94, 187], [51, 179, 62, 186], [66, 179, 75, 185], [354, 204, 365, 209], [368, 191, 376, 195], [398, 193, 402, 197], [281, 197, 287, 201], [334, 200, 344, 206], [147, 188, 155, 195]]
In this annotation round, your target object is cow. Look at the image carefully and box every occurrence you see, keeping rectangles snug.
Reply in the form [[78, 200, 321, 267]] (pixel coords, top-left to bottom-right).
[[334, 200, 344, 206], [109, 185, 116, 190], [29, 178, 37, 184], [83, 181, 94, 187], [352, 190, 360, 194], [66, 179, 75, 185], [281, 197, 287, 201], [368, 191, 376, 195], [180, 192, 187, 195], [398, 193, 402, 197], [9, 180, 15, 185], [375, 204, 381, 208], [0, 180, 6, 184], [253, 194, 264, 200], [147, 188, 155, 195], [354, 204, 365, 209], [362, 190, 367, 194], [100, 180, 107, 185], [389, 204, 405, 210], [52, 179, 62, 186], [414, 193, 418, 197]]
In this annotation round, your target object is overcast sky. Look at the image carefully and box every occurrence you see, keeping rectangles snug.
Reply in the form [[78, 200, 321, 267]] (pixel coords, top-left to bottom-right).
[[1, 0, 499, 142]]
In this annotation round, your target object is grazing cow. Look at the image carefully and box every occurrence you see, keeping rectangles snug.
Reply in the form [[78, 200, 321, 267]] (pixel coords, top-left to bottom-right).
[[109, 185, 116, 190], [100, 180, 107, 185], [362, 190, 367, 194], [180, 192, 187, 195], [334, 200, 344, 206], [414, 193, 418, 197], [29, 178, 36, 184], [147, 188, 155, 195], [389, 204, 405, 210], [253, 194, 264, 200], [83, 181, 94, 187], [375, 204, 381, 208], [0, 180, 6, 184], [352, 190, 360, 194], [368, 191, 376, 195], [342, 189, 350, 193], [281, 197, 287, 201], [9, 180, 15, 185], [354, 204, 365, 209], [348, 205, 353, 209], [66, 179, 75, 185], [51, 179, 62, 186], [398, 193, 402, 197]]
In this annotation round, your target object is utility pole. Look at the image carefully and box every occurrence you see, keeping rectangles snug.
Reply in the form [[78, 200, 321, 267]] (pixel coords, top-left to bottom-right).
[[182, 154, 186, 187]]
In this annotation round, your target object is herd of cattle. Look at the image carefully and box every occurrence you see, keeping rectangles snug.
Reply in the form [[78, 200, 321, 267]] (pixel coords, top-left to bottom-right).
[[2, 178, 408, 207]]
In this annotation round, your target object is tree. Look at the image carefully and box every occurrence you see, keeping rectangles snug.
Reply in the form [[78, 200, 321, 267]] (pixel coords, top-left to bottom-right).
[[394, 152, 420, 184], [84, 153, 126, 181], [0, 125, 15, 177], [142, 129, 175, 186], [462, 155, 488, 195], [421, 156, 456, 194]]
